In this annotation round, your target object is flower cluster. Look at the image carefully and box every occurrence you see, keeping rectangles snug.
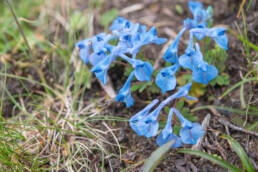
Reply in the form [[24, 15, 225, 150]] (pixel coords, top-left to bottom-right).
[[157, 1, 228, 93], [129, 83, 203, 148], [129, 1, 228, 149], [76, 1, 228, 149], [76, 17, 167, 107]]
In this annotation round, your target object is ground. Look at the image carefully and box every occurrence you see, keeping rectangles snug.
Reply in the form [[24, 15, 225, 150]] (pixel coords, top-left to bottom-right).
[[0, 0, 257, 171]]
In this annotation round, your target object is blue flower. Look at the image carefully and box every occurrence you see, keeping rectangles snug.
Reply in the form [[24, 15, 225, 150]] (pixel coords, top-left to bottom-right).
[[76, 38, 95, 64], [141, 107, 163, 138], [188, 1, 203, 15], [91, 55, 113, 85], [130, 102, 163, 138], [190, 28, 228, 50], [187, 1, 212, 28], [163, 28, 186, 63], [115, 71, 135, 108], [119, 55, 153, 81], [76, 33, 115, 65], [77, 41, 90, 64], [131, 105, 163, 138], [155, 64, 180, 93], [133, 60, 153, 82], [110, 17, 131, 32], [179, 43, 203, 71], [144, 26, 167, 45], [173, 82, 195, 99], [92, 33, 115, 52], [207, 28, 228, 50], [129, 26, 167, 56], [88, 51, 106, 66], [192, 61, 218, 84], [173, 108, 203, 144], [156, 108, 182, 148], [183, 18, 198, 30], [129, 99, 160, 137]]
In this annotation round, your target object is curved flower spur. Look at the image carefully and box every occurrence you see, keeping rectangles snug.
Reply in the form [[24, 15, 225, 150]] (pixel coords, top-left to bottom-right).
[[76, 17, 167, 107]]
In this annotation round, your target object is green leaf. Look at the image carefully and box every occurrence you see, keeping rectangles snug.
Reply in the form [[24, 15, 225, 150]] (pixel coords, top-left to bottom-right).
[[178, 149, 242, 172], [220, 77, 258, 99], [204, 45, 228, 72], [176, 100, 184, 110], [164, 106, 170, 114], [100, 8, 118, 27], [221, 135, 255, 172], [247, 121, 258, 132], [143, 140, 175, 172], [131, 81, 152, 93], [210, 73, 230, 86], [192, 105, 258, 116]]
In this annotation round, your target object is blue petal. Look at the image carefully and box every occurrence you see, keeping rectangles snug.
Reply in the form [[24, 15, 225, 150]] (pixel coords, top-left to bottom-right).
[[192, 63, 218, 84], [163, 28, 186, 63], [79, 45, 90, 64], [115, 72, 135, 107], [173, 108, 192, 128], [212, 34, 228, 50], [183, 18, 198, 30], [109, 17, 130, 31], [156, 72, 176, 93], [129, 120, 149, 136], [142, 26, 167, 45], [129, 99, 159, 122], [179, 43, 203, 70], [180, 123, 204, 144], [129, 99, 159, 136], [185, 95, 198, 101], [91, 56, 113, 85], [145, 120, 159, 138], [134, 61, 153, 81], [188, 1, 203, 15], [129, 117, 159, 138], [193, 8, 207, 23], [89, 51, 105, 66], [139, 106, 163, 138], [156, 133, 182, 148], [207, 28, 228, 50], [156, 108, 182, 148], [155, 65, 179, 93], [172, 82, 193, 99]]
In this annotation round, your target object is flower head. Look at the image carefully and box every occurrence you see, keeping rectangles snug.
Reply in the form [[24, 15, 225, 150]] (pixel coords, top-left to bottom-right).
[[156, 108, 182, 148], [190, 28, 228, 50], [155, 64, 180, 93], [179, 43, 203, 71], [192, 61, 218, 84], [131, 59, 153, 81], [173, 108, 204, 144], [186, 1, 212, 29], [91, 55, 113, 85], [180, 123, 204, 144], [207, 28, 228, 50], [129, 99, 159, 136], [76, 33, 115, 65]]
